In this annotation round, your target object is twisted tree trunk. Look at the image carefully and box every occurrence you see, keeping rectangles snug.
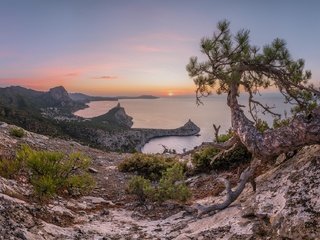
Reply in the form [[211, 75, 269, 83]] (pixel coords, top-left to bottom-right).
[[194, 83, 320, 217], [228, 83, 320, 160]]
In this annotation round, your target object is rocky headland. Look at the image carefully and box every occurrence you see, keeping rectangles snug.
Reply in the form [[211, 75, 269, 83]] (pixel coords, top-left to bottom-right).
[[0, 85, 200, 152], [0, 122, 319, 239]]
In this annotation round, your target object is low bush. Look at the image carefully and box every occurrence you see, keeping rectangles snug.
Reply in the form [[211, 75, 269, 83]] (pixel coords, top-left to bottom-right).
[[216, 129, 233, 143], [0, 158, 24, 179], [127, 175, 154, 203], [191, 146, 220, 173], [118, 153, 186, 180], [127, 164, 191, 203], [1, 145, 95, 200], [9, 127, 25, 138], [211, 144, 252, 171], [155, 163, 191, 203], [192, 144, 252, 173]]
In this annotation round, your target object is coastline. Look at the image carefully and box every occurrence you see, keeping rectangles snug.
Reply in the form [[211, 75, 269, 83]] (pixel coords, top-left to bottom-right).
[[71, 103, 201, 152]]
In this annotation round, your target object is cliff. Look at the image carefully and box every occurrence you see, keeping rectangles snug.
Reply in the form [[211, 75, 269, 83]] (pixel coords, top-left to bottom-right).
[[0, 123, 319, 239], [90, 118, 200, 152], [91, 103, 133, 128]]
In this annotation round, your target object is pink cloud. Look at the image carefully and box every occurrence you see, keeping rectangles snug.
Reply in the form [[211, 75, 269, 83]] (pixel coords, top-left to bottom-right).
[[93, 75, 118, 80]]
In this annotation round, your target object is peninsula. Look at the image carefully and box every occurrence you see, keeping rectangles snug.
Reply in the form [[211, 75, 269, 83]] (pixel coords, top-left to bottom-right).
[[0, 85, 200, 152]]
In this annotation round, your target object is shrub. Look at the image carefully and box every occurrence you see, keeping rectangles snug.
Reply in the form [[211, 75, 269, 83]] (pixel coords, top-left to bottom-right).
[[32, 175, 58, 198], [0, 158, 24, 179], [16, 145, 95, 199], [127, 175, 154, 203], [210, 144, 252, 171], [118, 153, 186, 180], [9, 127, 25, 138], [127, 164, 191, 203], [156, 163, 191, 203], [192, 144, 252, 173], [191, 146, 220, 173], [216, 129, 233, 143], [66, 173, 96, 196]]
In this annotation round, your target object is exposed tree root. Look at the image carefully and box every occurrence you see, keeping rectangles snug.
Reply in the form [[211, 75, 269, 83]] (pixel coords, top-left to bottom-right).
[[194, 167, 253, 218]]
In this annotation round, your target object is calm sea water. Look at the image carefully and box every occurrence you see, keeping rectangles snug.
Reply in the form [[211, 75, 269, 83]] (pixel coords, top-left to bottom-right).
[[74, 94, 291, 153]]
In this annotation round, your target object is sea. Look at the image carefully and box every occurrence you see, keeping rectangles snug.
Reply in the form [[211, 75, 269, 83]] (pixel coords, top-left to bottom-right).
[[74, 94, 292, 154]]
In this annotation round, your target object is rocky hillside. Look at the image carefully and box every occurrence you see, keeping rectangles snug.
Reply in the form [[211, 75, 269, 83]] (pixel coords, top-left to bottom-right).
[[0, 122, 319, 239]]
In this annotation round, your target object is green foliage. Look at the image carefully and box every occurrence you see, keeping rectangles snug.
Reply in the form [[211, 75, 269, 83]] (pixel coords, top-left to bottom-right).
[[187, 19, 319, 119], [192, 144, 252, 173], [216, 131, 233, 143], [66, 173, 96, 196], [127, 175, 153, 203], [31, 175, 58, 199], [192, 146, 219, 173], [14, 145, 95, 199], [255, 119, 269, 133], [156, 164, 191, 203], [211, 145, 252, 171], [127, 164, 191, 203], [0, 158, 24, 179], [9, 127, 25, 138], [273, 118, 291, 129], [118, 153, 185, 180]]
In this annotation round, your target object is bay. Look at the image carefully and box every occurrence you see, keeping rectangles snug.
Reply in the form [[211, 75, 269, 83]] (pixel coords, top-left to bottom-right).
[[74, 94, 291, 154]]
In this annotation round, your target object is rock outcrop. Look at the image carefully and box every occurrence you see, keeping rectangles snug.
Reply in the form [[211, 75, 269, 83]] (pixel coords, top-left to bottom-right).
[[0, 123, 319, 239], [113, 103, 134, 127], [47, 86, 73, 107], [91, 119, 201, 152]]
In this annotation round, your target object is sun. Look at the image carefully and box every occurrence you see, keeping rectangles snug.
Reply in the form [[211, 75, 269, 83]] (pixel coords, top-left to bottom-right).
[[168, 92, 174, 96]]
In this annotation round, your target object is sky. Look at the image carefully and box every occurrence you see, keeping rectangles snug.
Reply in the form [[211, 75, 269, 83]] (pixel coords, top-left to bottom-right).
[[0, 0, 319, 96]]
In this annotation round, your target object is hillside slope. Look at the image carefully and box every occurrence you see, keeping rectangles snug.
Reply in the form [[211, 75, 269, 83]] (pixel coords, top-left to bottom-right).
[[0, 122, 319, 239]]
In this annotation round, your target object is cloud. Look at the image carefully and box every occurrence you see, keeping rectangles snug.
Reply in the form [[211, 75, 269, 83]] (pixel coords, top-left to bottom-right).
[[64, 72, 79, 77], [92, 75, 118, 80]]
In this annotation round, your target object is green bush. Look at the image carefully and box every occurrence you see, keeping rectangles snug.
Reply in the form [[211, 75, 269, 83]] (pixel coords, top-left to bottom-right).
[[192, 145, 252, 173], [66, 173, 96, 196], [156, 163, 191, 203], [118, 153, 186, 180], [127, 175, 154, 203], [9, 127, 25, 138], [31, 175, 58, 198], [127, 164, 191, 203], [15, 145, 95, 199], [192, 146, 220, 173], [0, 158, 24, 179], [216, 129, 233, 143], [211, 144, 252, 171]]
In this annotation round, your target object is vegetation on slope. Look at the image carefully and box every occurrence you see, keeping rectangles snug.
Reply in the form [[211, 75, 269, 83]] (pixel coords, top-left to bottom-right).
[[0, 145, 95, 200]]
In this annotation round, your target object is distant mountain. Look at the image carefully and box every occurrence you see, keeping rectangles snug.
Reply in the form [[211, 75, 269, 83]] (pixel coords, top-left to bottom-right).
[[69, 93, 117, 103], [116, 95, 159, 100], [69, 92, 158, 103], [0, 85, 134, 140], [0, 85, 84, 110]]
